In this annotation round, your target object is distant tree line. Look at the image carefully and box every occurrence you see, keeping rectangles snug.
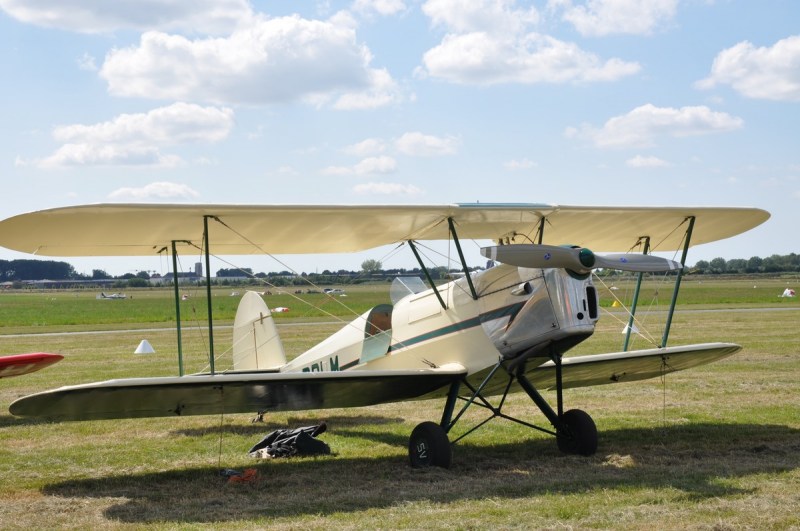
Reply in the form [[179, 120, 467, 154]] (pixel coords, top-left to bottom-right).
[[2, 254, 798, 285], [690, 254, 800, 274], [1, 259, 75, 281]]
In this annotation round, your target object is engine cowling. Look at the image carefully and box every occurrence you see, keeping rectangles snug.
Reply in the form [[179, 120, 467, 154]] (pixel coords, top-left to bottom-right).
[[474, 265, 599, 360]]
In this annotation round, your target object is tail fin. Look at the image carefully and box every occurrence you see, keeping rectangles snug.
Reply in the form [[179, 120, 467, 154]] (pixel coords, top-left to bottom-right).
[[232, 291, 287, 371]]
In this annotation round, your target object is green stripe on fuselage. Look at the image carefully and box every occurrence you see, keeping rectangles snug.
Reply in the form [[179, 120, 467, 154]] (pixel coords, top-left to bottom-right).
[[388, 301, 525, 353]]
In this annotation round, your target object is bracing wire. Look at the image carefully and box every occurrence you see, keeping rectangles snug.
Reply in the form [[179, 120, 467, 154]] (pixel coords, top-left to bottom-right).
[[592, 273, 660, 347], [217, 386, 225, 471], [597, 222, 689, 350], [211, 216, 394, 321], [191, 216, 434, 371], [659, 355, 676, 429]]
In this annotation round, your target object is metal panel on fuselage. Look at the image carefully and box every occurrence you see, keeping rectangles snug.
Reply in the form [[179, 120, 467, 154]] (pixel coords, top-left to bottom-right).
[[357, 277, 500, 374]]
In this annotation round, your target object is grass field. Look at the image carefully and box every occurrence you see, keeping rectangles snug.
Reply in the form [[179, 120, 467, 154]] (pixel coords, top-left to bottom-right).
[[1, 278, 799, 529]]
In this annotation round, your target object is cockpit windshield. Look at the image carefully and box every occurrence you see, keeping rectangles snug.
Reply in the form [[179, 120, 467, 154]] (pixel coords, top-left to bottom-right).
[[390, 276, 428, 304]]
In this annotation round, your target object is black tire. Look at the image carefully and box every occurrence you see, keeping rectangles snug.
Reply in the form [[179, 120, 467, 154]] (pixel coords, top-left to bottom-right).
[[408, 421, 452, 469], [556, 409, 598, 456]]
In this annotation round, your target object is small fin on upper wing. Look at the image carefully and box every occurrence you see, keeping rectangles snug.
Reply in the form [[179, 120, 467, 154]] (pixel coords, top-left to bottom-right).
[[527, 343, 741, 390], [9, 366, 466, 422], [232, 291, 287, 371]]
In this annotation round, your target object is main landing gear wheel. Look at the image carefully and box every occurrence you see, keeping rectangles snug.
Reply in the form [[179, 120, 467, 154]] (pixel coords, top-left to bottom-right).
[[556, 409, 598, 456], [409, 421, 452, 469]]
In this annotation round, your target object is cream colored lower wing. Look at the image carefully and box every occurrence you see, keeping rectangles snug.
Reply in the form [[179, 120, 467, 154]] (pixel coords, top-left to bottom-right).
[[529, 343, 741, 390], [9, 367, 466, 422]]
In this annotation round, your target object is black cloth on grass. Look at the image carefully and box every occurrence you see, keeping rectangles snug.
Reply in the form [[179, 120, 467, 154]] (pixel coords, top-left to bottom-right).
[[248, 422, 330, 458]]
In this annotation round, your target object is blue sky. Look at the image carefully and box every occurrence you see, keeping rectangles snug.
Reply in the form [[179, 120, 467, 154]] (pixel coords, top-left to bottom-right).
[[0, 1, 797, 276]]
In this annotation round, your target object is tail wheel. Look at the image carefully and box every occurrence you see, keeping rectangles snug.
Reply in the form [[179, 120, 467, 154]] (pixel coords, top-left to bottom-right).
[[409, 421, 452, 469], [556, 409, 598, 456]]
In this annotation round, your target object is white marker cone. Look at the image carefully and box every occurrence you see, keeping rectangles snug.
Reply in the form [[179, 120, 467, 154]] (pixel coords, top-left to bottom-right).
[[135, 339, 155, 354], [621, 324, 639, 335]]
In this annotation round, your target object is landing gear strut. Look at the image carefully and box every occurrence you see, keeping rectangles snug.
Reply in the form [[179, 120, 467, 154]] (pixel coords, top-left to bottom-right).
[[407, 349, 598, 468]]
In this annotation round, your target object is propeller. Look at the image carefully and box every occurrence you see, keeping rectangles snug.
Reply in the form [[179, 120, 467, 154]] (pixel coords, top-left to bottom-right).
[[481, 244, 682, 274]]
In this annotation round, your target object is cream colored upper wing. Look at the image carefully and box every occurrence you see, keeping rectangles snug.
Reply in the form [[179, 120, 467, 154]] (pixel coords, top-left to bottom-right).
[[0, 203, 769, 257]]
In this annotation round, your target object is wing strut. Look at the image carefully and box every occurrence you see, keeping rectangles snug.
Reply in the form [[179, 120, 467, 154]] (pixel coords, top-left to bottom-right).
[[164, 239, 198, 376], [171, 241, 185, 376], [622, 236, 650, 352], [661, 216, 695, 348], [535, 215, 546, 244], [203, 216, 216, 374], [406, 218, 479, 310], [408, 240, 447, 310], [447, 218, 477, 300]]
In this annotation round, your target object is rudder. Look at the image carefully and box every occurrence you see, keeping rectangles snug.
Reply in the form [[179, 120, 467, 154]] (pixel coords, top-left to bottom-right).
[[232, 291, 287, 371]]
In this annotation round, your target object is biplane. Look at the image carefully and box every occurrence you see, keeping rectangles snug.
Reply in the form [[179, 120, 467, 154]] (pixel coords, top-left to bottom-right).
[[0, 203, 769, 468]]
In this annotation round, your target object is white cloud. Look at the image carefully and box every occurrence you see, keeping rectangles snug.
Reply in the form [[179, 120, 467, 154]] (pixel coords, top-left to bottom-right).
[[329, 132, 456, 175], [353, 182, 423, 196], [322, 156, 397, 176], [52, 103, 234, 145], [423, 0, 539, 35], [321, 166, 353, 176], [421, 31, 639, 85], [354, 156, 397, 174], [39, 144, 184, 168], [352, 0, 408, 17], [0, 0, 252, 34], [77, 52, 97, 71], [395, 132, 459, 156], [626, 155, 670, 168], [555, 0, 678, 37], [37, 102, 233, 168], [565, 104, 743, 148], [276, 165, 297, 175], [419, 0, 639, 85], [505, 158, 537, 170], [343, 138, 387, 156], [696, 35, 800, 101], [99, 15, 401, 108], [332, 68, 402, 110], [108, 181, 200, 201]]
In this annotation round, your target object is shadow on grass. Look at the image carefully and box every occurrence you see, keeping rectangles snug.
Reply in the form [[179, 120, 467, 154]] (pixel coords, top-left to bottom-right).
[[0, 414, 55, 428], [171, 414, 405, 437], [41, 422, 800, 524]]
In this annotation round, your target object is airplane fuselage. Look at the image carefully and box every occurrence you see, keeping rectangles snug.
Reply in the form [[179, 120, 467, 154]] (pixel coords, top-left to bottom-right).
[[279, 264, 600, 377]]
